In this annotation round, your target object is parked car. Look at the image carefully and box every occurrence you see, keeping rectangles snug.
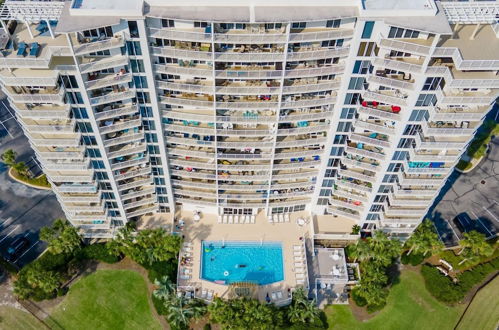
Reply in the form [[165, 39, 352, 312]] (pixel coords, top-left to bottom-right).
[[6, 237, 30, 262]]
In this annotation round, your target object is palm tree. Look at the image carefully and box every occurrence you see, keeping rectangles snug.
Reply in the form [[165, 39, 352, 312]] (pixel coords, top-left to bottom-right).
[[458, 230, 493, 264], [348, 239, 372, 262], [164, 295, 207, 330], [405, 219, 444, 256], [368, 231, 401, 266], [12, 161, 29, 177], [287, 288, 320, 325], [1, 149, 17, 167], [153, 275, 175, 300]]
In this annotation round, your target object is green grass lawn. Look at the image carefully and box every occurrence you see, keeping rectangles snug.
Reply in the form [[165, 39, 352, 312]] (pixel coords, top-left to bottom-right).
[[326, 269, 465, 330], [457, 276, 499, 330], [0, 306, 42, 330], [47, 269, 162, 330]]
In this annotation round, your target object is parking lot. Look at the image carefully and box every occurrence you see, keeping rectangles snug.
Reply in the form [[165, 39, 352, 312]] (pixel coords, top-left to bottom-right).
[[0, 96, 64, 268], [429, 135, 499, 247]]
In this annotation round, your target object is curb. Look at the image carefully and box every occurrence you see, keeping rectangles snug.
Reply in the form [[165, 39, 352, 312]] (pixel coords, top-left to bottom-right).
[[8, 168, 52, 191], [455, 155, 485, 174]]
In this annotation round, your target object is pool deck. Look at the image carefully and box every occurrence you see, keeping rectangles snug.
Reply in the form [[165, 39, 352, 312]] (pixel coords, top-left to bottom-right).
[[174, 210, 312, 304]]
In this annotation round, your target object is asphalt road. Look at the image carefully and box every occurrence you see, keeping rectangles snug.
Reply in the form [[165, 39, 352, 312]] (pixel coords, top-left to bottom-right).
[[0, 96, 64, 268], [429, 135, 499, 247]]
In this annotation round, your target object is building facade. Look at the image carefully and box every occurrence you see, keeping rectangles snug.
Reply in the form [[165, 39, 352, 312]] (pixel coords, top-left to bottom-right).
[[0, 0, 497, 239]]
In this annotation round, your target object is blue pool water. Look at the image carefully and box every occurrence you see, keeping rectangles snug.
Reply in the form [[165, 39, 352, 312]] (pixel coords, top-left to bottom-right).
[[201, 241, 284, 285]]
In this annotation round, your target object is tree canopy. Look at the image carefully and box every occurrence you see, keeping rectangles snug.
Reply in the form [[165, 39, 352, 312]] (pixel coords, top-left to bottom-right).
[[40, 219, 82, 255], [405, 219, 444, 256]]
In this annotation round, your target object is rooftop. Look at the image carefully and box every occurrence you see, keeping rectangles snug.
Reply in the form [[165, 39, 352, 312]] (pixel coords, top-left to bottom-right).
[[438, 24, 499, 61]]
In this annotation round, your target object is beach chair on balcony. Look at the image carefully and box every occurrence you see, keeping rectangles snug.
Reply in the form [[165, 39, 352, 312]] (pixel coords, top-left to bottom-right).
[[284, 213, 290, 222], [17, 42, 27, 56], [228, 215, 233, 224], [279, 214, 284, 223], [233, 215, 239, 224], [250, 215, 256, 224]]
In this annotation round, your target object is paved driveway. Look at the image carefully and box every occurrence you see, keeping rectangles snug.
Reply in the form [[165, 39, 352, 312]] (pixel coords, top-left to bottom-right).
[[428, 136, 499, 247], [0, 96, 64, 268]]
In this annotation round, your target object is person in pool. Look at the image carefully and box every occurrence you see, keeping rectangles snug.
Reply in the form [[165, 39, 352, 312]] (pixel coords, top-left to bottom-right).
[[236, 264, 247, 268]]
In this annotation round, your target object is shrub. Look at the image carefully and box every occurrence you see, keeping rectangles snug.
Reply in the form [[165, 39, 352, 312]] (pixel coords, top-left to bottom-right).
[[421, 257, 499, 304], [145, 260, 178, 283], [350, 287, 368, 307], [401, 252, 425, 266], [151, 294, 167, 315], [79, 244, 120, 264], [203, 324, 212, 330]]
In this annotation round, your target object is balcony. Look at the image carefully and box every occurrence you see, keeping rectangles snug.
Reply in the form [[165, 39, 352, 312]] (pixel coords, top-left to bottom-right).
[[37, 149, 85, 160], [90, 89, 135, 106], [372, 57, 423, 75], [103, 131, 144, 147], [366, 75, 414, 92], [50, 174, 94, 183], [24, 120, 75, 134], [357, 104, 401, 121], [421, 121, 476, 136], [59, 192, 102, 203], [350, 133, 391, 148], [384, 207, 427, 217], [362, 89, 408, 107], [287, 47, 349, 61], [160, 96, 213, 108], [111, 154, 149, 171], [285, 65, 345, 78], [73, 35, 125, 56], [154, 64, 213, 78], [282, 80, 341, 94], [80, 56, 129, 74], [123, 197, 157, 210], [99, 117, 142, 135], [126, 205, 158, 218], [4, 86, 65, 103], [0, 72, 59, 87], [118, 177, 153, 191], [414, 133, 468, 150], [335, 178, 373, 193], [158, 81, 213, 94], [94, 104, 138, 121], [43, 158, 90, 171], [379, 37, 432, 56], [330, 197, 364, 212], [338, 169, 376, 184], [388, 195, 431, 207], [345, 145, 386, 161], [121, 187, 156, 201], [404, 159, 453, 175], [214, 51, 285, 62], [281, 96, 336, 108], [408, 148, 459, 162], [393, 185, 438, 197], [216, 83, 281, 95], [327, 207, 361, 221], [29, 134, 81, 147], [355, 119, 396, 136], [399, 175, 444, 187], [55, 183, 98, 193], [341, 157, 379, 172], [108, 143, 146, 159], [333, 188, 368, 203], [114, 167, 151, 181], [148, 27, 211, 42], [15, 103, 71, 119], [151, 46, 212, 61], [289, 29, 354, 42], [86, 72, 133, 91]]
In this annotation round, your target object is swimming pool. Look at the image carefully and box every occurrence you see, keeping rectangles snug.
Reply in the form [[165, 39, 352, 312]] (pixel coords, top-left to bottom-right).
[[201, 241, 284, 285]]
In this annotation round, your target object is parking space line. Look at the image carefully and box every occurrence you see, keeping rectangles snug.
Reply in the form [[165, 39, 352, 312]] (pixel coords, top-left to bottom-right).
[[483, 207, 499, 223], [13, 240, 40, 264], [470, 210, 493, 237], [0, 225, 19, 243]]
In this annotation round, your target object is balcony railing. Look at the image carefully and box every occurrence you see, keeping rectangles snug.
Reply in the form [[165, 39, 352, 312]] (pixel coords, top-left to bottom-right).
[[214, 52, 285, 62], [123, 197, 157, 210], [55, 183, 98, 193], [421, 122, 475, 136], [289, 29, 354, 42], [432, 47, 499, 70], [24, 121, 75, 134], [379, 38, 431, 56], [86, 73, 132, 91], [99, 118, 141, 135], [282, 81, 341, 94], [357, 104, 401, 121], [103, 132, 144, 147], [362, 90, 407, 107], [121, 187, 156, 201], [366, 75, 414, 91], [90, 90, 135, 106], [330, 198, 364, 212], [338, 169, 376, 183], [345, 146, 386, 161], [148, 28, 211, 42], [80, 56, 129, 74], [118, 178, 153, 191], [327, 207, 361, 220], [428, 107, 487, 121], [108, 144, 146, 159], [287, 47, 349, 61], [158, 81, 213, 94], [160, 96, 213, 108], [372, 57, 423, 74], [73, 35, 125, 56], [50, 174, 94, 183], [350, 133, 391, 148], [111, 155, 149, 171], [5, 88, 65, 103], [341, 157, 379, 172], [114, 167, 151, 181], [355, 120, 396, 135], [151, 46, 212, 60], [94, 104, 138, 121]]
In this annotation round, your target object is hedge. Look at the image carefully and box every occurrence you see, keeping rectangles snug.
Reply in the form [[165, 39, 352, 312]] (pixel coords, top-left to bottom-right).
[[421, 257, 499, 304]]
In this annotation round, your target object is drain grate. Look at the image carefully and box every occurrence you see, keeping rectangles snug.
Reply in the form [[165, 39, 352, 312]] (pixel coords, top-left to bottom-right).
[[481, 180, 486, 184]]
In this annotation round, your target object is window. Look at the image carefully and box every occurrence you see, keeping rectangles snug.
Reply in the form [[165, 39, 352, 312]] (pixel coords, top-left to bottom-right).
[[382, 174, 397, 183], [86, 148, 101, 158], [154, 178, 166, 185], [344, 93, 361, 105], [82, 136, 96, 146], [325, 169, 336, 178], [319, 189, 331, 196], [366, 213, 380, 221], [328, 158, 340, 167], [95, 172, 108, 180], [143, 120, 155, 130], [72, 107, 88, 119], [194, 21, 208, 28], [361, 21, 375, 39], [370, 205, 383, 212], [423, 77, 445, 91], [386, 163, 402, 172], [126, 41, 142, 55], [397, 138, 415, 148], [378, 185, 392, 193], [145, 133, 158, 143], [82, 26, 113, 38], [388, 27, 420, 38], [374, 195, 387, 203], [265, 23, 282, 30], [130, 59, 145, 73], [352, 60, 371, 74], [403, 124, 421, 136], [357, 42, 377, 57], [128, 21, 139, 38], [161, 19, 174, 28], [133, 75, 148, 89], [340, 108, 356, 119], [330, 147, 344, 156], [415, 94, 437, 107], [76, 122, 93, 133], [336, 122, 352, 132], [92, 160, 105, 169], [326, 19, 341, 28], [392, 151, 408, 161], [140, 106, 153, 117], [60, 75, 78, 89], [348, 77, 365, 90], [292, 22, 306, 29], [148, 145, 160, 154], [409, 109, 429, 122], [66, 92, 83, 104], [333, 135, 347, 144], [322, 179, 334, 187]]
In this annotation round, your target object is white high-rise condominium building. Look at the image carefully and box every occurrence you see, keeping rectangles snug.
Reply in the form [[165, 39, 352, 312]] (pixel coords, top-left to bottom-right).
[[0, 0, 497, 239]]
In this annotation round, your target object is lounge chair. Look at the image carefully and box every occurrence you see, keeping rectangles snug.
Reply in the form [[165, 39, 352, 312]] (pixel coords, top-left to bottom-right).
[[206, 290, 213, 300], [268, 215, 273, 223], [294, 262, 303, 268], [293, 245, 302, 251], [296, 279, 305, 285], [233, 215, 239, 224], [284, 214, 290, 222], [250, 215, 256, 223], [293, 256, 303, 262], [180, 275, 191, 280], [201, 289, 207, 299], [217, 216, 222, 224], [17, 42, 27, 56], [228, 215, 233, 224], [279, 214, 284, 223], [295, 273, 305, 279], [271, 292, 277, 300], [294, 267, 304, 273], [276, 291, 283, 299], [29, 42, 40, 57]]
